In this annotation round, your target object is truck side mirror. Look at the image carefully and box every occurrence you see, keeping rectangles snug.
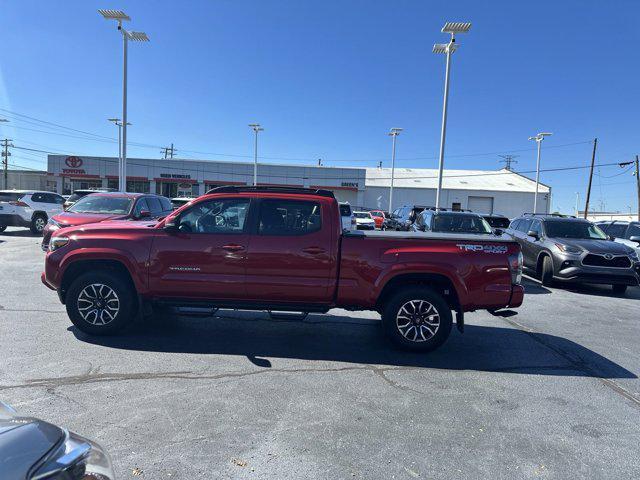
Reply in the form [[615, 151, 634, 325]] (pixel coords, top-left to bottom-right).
[[629, 235, 640, 244], [494, 228, 504, 236], [135, 209, 151, 220], [527, 230, 539, 240], [163, 217, 179, 233]]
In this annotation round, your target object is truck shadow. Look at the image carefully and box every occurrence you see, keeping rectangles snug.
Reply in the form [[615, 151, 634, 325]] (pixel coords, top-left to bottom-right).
[[69, 310, 636, 379]]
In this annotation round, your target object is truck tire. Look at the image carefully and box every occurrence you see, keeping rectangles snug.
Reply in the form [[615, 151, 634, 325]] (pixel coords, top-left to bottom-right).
[[612, 284, 627, 295], [30, 213, 47, 234], [541, 255, 555, 287], [382, 286, 452, 352], [66, 271, 136, 335]]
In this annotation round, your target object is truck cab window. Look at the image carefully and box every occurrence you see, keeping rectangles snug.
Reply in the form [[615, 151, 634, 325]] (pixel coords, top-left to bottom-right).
[[178, 198, 250, 234], [258, 200, 321, 235]]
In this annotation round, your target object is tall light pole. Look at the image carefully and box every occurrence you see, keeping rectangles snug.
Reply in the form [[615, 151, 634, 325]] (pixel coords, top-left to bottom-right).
[[528, 132, 552, 213], [248, 124, 263, 186], [388, 128, 403, 212], [433, 22, 471, 210], [99, 9, 149, 191], [575, 192, 580, 217], [108, 118, 131, 189]]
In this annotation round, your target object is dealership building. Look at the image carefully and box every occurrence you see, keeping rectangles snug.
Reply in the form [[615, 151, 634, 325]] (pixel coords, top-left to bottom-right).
[[45, 154, 550, 218]]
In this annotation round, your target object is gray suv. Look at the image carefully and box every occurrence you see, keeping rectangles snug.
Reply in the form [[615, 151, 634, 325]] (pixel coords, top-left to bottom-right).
[[507, 214, 640, 294]]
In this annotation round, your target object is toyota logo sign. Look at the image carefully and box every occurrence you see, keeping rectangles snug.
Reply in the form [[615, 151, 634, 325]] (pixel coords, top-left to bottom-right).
[[604, 253, 614, 260], [65, 156, 83, 168]]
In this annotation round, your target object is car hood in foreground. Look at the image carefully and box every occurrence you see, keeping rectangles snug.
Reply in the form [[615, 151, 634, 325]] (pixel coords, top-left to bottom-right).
[[53, 211, 127, 227], [555, 238, 634, 255], [0, 404, 64, 480]]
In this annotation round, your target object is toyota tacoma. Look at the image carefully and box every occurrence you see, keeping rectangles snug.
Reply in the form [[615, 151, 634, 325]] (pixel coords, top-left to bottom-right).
[[42, 186, 524, 352]]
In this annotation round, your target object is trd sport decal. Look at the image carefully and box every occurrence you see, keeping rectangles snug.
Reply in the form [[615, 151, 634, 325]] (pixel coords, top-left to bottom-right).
[[456, 244, 508, 254]]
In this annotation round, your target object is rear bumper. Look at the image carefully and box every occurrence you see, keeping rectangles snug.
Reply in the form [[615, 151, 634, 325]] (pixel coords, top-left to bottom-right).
[[508, 284, 524, 308], [0, 213, 30, 227]]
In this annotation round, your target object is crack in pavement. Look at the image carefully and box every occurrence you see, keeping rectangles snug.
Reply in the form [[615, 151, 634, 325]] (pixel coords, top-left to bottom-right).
[[0, 365, 397, 392], [500, 316, 640, 409]]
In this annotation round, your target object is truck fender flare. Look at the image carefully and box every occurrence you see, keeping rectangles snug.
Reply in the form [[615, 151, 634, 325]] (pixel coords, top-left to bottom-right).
[[58, 248, 146, 293], [373, 264, 468, 307]]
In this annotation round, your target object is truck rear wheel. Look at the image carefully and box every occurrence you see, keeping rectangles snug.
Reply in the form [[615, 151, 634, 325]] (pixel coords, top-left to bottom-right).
[[66, 271, 135, 335], [382, 287, 452, 352]]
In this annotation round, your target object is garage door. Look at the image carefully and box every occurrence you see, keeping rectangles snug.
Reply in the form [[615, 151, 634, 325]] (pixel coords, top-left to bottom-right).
[[468, 196, 494, 214]]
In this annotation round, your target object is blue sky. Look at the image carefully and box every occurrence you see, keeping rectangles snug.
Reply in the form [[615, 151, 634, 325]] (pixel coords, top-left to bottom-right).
[[1, 0, 639, 213]]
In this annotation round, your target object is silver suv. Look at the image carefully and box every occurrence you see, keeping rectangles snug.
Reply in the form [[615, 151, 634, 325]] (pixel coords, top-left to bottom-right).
[[507, 214, 640, 294], [0, 190, 66, 234]]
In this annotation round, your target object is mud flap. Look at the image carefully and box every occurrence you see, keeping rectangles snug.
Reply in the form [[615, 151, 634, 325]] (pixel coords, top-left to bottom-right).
[[455, 309, 464, 333]]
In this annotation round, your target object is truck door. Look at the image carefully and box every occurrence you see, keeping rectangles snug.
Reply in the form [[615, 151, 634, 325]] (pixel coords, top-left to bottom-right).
[[148, 197, 251, 300], [244, 198, 335, 304]]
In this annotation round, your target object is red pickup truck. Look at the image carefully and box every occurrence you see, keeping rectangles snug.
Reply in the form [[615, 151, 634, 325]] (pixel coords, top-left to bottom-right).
[[42, 186, 524, 352]]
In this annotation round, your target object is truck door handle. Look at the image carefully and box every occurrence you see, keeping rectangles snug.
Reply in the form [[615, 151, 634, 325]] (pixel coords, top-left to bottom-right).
[[222, 244, 245, 252], [302, 247, 325, 255]]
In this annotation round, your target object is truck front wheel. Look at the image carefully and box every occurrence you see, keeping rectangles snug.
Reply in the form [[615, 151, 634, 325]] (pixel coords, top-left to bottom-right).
[[66, 271, 136, 335], [382, 287, 452, 352]]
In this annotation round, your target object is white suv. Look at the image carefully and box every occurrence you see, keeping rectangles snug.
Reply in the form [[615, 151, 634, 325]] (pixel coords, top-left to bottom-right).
[[0, 190, 66, 234]]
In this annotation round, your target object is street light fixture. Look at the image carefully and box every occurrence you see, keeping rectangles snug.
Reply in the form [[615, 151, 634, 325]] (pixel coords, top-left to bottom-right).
[[249, 124, 264, 186], [528, 132, 553, 213], [99, 9, 149, 192], [433, 21, 471, 209], [388, 128, 403, 212]]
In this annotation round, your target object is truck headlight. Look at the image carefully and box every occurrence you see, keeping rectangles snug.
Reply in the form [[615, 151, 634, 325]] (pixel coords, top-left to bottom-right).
[[32, 430, 115, 480], [49, 236, 70, 252], [629, 250, 639, 261]]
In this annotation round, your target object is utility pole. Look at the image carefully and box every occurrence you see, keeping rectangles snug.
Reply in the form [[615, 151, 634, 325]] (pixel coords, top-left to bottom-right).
[[498, 154, 519, 171], [161, 144, 176, 159], [635, 155, 639, 222], [583, 138, 598, 219], [2, 139, 13, 190]]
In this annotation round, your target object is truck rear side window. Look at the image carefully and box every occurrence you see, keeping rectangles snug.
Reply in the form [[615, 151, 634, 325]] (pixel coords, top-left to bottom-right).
[[258, 200, 321, 236]]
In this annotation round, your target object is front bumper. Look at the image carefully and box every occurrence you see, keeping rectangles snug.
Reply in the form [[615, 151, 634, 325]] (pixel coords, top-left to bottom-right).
[[553, 263, 640, 286]]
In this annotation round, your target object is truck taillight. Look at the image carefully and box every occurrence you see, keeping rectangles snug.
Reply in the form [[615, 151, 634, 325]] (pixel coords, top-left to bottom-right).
[[10, 200, 29, 207], [508, 251, 523, 285]]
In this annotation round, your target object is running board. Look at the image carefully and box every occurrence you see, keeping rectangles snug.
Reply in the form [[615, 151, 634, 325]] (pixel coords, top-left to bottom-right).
[[267, 311, 309, 321]]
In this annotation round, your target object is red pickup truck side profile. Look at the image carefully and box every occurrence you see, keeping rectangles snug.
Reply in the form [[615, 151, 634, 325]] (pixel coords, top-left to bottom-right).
[[41, 186, 524, 352]]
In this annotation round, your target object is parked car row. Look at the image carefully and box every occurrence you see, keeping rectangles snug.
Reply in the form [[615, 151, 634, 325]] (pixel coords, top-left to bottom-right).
[[1, 188, 192, 237]]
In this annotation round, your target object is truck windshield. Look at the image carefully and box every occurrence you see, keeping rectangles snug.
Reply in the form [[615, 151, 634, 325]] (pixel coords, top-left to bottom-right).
[[545, 221, 607, 239], [432, 214, 493, 234], [68, 196, 132, 214]]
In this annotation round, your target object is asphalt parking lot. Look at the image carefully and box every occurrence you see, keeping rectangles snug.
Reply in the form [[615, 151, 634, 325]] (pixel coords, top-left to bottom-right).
[[1, 227, 640, 479]]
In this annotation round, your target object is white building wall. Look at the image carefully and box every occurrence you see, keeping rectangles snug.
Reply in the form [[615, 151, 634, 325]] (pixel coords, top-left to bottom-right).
[[363, 186, 550, 218]]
